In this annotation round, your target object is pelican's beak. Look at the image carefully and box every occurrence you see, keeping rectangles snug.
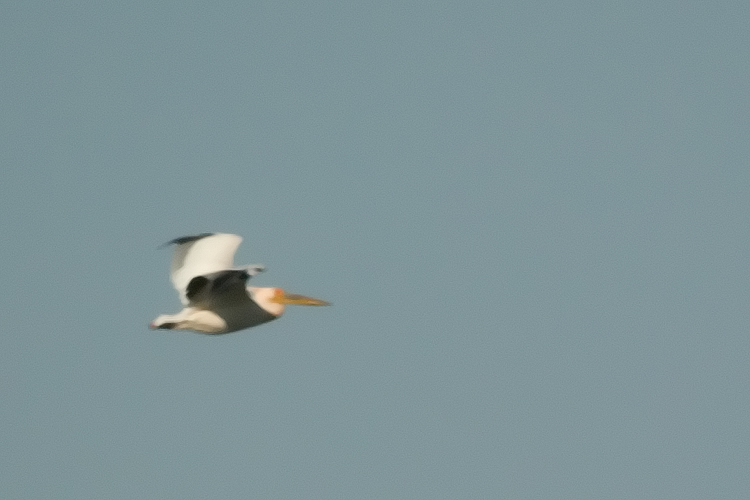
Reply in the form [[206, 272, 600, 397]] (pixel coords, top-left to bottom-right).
[[271, 290, 331, 306]]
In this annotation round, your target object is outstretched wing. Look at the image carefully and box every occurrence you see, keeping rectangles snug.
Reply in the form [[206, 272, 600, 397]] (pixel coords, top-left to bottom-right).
[[166, 233, 243, 305], [184, 269, 252, 307]]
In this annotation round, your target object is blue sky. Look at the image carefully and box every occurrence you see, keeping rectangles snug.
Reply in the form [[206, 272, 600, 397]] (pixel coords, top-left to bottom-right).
[[2, 1, 749, 498]]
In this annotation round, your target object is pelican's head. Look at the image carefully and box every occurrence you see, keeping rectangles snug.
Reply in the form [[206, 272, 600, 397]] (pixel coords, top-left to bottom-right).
[[250, 286, 331, 317]]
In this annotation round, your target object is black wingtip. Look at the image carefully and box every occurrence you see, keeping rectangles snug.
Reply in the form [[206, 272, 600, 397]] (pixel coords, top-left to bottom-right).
[[186, 275, 211, 300], [211, 269, 250, 292], [158, 233, 215, 249]]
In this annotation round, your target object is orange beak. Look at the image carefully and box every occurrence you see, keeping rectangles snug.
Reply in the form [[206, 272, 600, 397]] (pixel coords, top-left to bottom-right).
[[270, 290, 331, 306]]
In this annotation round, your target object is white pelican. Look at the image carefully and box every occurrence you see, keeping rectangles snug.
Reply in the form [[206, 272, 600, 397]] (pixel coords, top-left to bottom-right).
[[150, 233, 330, 334]]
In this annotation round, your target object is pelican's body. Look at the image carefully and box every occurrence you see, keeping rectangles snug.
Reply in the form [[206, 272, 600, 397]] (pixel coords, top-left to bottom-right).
[[150, 233, 329, 334]]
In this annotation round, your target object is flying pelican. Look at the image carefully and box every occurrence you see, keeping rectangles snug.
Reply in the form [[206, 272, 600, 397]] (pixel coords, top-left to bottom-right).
[[150, 233, 330, 334]]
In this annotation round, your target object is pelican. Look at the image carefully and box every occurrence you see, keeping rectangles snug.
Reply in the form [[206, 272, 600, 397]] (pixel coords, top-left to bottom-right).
[[150, 233, 330, 334]]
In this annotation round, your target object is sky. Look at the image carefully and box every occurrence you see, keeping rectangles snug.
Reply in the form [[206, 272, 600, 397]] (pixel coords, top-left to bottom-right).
[[1, 1, 749, 498]]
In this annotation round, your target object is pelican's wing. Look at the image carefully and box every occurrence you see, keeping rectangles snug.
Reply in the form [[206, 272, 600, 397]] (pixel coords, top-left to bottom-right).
[[184, 269, 253, 307], [166, 233, 243, 304]]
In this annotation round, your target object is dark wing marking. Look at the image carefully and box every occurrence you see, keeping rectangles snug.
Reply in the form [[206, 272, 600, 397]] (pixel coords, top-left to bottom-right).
[[211, 269, 250, 294], [159, 233, 215, 248], [185, 270, 250, 303], [186, 276, 210, 301]]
